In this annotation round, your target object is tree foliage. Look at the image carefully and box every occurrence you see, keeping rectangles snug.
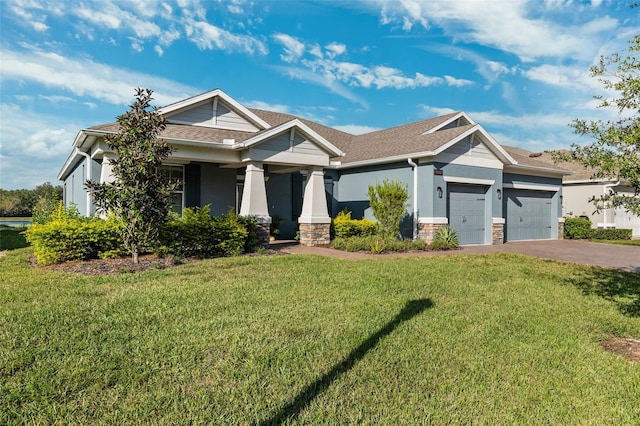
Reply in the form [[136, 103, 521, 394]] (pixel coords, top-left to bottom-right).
[[0, 183, 63, 217], [367, 178, 408, 239], [559, 34, 640, 216], [86, 88, 177, 263]]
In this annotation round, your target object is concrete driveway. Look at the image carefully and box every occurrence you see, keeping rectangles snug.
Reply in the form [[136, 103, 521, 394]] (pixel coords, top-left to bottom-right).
[[273, 240, 640, 273]]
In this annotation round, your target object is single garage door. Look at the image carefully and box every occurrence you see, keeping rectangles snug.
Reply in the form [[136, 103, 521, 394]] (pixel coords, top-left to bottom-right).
[[448, 184, 486, 245], [504, 190, 554, 241]]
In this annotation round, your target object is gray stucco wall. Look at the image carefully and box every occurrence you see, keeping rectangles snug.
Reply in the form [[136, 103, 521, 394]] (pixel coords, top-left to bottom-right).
[[431, 162, 503, 219], [335, 162, 415, 237], [199, 163, 237, 216], [336, 162, 413, 219], [63, 157, 88, 215]]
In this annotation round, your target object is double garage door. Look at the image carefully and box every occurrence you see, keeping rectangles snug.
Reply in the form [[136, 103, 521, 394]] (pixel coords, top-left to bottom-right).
[[448, 186, 555, 244], [504, 189, 554, 241]]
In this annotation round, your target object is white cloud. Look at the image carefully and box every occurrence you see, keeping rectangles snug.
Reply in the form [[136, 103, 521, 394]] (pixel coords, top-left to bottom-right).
[[186, 19, 268, 54], [4, 0, 266, 56], [243, 100, 292, 113], [0, 104, 82, 189], [0, 46, 198, 107], [273, 33, 305, 63], [333, 124, 382, 135], [273, 32, 472, 98], [376, 0, 619, 61], [325, 42, 347, 58], [522, 64, 600, 92]]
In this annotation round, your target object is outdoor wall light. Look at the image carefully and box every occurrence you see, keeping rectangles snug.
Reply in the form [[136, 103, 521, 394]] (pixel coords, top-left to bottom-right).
[[437, 186, 443, 198], [497, 189, 502, 200]]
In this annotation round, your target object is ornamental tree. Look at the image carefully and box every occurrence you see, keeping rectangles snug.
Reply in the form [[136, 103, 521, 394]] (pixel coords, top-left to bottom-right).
[[557, 34, 640, 216], [86, 88, 178, 263], [367, 178, 409, 239]]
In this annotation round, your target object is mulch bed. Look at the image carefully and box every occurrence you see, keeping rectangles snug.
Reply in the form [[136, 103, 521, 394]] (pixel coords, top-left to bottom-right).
[[36, 254, 199, 275], [35, 250, 285, 276]]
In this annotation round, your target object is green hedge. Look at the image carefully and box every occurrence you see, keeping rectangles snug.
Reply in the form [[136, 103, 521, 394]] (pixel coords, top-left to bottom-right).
[[25, 218, 124, 265], [332, 210, 378, 238], [158, 206, 249, 258], [564, 217, 592, 239], [590, 228, 632, 240], [564, 217, 632, 240], [25, 204, 259, 265]]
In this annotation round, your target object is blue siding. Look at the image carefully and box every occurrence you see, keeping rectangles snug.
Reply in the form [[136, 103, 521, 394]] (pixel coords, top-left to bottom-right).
[[199, 163, 237, 216], [63, 158, 88, 215]]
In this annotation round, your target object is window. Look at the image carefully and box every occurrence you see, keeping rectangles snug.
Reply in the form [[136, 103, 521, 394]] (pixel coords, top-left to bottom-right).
[[160, 165, 185, 215]]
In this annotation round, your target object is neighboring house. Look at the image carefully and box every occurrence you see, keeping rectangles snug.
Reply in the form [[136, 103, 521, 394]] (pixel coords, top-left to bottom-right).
[[533, 152, 640, 238], [58, 89, 570, 246]]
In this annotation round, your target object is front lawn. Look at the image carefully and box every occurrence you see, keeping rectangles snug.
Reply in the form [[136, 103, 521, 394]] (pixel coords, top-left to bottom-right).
[[590, 238, 640, 246], [1, 249, 639, 424], [0, 227, 29, 251]]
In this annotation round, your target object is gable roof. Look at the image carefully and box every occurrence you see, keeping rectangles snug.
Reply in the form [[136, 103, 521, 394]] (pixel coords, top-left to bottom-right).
[[334, 113, 517, 167], [60, 89, 573, 179], [159, 88, 271, 130], [235, 118, 344, 157]]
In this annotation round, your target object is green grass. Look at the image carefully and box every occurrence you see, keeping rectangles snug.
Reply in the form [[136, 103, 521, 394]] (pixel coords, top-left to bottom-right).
[[0, 227, 29, 251], [1, 249, 639, 425], [590, 238, 640, 246]]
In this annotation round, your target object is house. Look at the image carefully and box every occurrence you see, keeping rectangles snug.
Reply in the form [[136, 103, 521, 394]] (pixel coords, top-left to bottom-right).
[[532, 152, 640, 238], [58, 89, 571, 246]]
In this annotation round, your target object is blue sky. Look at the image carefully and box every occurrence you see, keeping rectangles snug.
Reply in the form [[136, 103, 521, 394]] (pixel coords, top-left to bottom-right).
[[1, 0, 638, 190]]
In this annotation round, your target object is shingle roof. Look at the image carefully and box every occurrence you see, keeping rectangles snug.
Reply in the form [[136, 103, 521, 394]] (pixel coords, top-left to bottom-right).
[[88, 109, 569, 174], [502, 147, 597, 180], [90, 122, 256, 144], [248, 108, 355, 152], [249, 109, 464, 164]]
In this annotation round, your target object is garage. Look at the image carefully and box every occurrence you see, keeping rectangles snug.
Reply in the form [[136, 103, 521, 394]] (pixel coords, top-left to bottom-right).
[[448, 184, 487, 245], [504, 189, 554, 241]]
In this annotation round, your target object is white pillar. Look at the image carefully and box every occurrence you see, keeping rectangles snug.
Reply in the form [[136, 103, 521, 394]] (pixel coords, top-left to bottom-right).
[[100, 154, 117, 184], [239, 162, 271, 222], [299, 166, 330, 224]]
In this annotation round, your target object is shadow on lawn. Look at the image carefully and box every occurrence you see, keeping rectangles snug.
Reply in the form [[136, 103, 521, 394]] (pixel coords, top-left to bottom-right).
[[563, 267, 640, 317], [258, 298, 433, 426]]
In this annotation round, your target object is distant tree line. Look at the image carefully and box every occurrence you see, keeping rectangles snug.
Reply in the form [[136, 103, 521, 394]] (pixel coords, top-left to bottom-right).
[[0, 183, 63, 217]]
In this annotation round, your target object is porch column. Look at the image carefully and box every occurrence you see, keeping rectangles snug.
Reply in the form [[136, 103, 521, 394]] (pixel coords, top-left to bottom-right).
[[100, 153, 116, 184], [298, 166, 331, 246], [239, 162, 271, 246]]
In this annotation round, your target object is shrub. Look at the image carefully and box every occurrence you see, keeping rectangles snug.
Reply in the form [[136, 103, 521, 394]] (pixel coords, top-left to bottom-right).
[[158, 205, 250, 258], [332, 210, 378, 238], [430, 225, 459, 250], [25, 217, 124, 265], [564, 217, 592, 239], [590, 228, 632, 240], [367, 179, 409, 238], [237, 215, 261, 253], [332, 235, 415, 253], [409, 238, 427, 251]]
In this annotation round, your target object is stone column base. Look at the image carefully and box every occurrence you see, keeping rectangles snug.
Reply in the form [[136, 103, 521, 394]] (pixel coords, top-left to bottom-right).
[[256, 222, 271, 248], [417, 223, 446, 244], [492, 223, 504, 245], [558, 220, 565, 240], [299, 222, 330, 246]]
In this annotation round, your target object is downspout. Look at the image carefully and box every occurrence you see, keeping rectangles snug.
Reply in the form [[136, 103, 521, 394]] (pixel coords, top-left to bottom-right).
[[602, 180, 620, 228], [75, 148, 92, 217], [407, 158, 418, 240]]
